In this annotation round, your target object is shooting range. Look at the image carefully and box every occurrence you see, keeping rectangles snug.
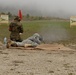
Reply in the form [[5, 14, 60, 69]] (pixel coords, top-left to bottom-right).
[[0, 0, 76, 75]]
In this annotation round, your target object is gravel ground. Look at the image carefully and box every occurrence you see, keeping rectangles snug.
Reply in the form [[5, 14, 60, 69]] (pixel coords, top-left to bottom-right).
[[0, 44, 76, 75]]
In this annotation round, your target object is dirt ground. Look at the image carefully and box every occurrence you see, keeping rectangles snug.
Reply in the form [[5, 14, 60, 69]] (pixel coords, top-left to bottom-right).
[[0, 43, 76, 75]]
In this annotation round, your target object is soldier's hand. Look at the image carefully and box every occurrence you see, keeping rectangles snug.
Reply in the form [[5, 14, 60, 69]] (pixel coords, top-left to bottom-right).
[[19, 33, 22, 35]]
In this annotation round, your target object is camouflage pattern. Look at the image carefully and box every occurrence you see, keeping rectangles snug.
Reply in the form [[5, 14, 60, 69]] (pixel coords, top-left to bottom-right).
[[9, 21, 23, 42]]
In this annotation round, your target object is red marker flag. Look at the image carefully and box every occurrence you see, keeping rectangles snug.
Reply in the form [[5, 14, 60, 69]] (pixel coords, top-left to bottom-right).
[[18, 10, 22, 20]]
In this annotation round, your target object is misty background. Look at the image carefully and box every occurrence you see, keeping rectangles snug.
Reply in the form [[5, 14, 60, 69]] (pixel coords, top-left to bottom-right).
[[0, 0, 75, 43], [39, 25, 70, 43], [0, 0, 76, 19]]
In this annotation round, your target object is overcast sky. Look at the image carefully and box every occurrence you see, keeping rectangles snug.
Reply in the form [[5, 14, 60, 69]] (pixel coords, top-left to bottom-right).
[[0, 0, 76, 18]]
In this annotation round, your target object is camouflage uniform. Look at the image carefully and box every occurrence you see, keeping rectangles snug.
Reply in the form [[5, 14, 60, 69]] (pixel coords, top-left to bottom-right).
[[9, 18, 23, 42]]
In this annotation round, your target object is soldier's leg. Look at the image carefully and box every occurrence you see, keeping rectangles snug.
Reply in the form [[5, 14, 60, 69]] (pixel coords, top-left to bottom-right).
[[6, 39, 17, 48], [23, 40, 39, 47]]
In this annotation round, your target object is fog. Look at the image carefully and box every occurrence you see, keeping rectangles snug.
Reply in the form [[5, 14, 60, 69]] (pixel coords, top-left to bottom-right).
[[39, 25, 70, 43], [0, 0, 76, 18]]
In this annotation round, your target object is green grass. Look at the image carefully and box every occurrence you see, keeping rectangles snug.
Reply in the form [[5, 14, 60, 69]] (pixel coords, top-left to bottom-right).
[[0, 20, 76, 44]]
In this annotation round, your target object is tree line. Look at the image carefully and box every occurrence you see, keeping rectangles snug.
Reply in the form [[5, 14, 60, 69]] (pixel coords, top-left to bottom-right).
[[0, 12, 66, 21]]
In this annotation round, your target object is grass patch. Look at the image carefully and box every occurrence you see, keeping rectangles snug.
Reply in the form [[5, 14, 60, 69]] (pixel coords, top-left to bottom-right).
[[0, 20, 76, 44]]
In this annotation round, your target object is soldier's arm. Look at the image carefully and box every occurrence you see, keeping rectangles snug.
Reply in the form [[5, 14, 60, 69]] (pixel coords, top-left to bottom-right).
[[9, 22, 13, 31], [19, 23, 23, 33], [20, 24, 23, 33]]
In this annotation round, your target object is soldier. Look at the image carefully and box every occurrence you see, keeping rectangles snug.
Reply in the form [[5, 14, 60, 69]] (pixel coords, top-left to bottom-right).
[[6, 33, 43, 48], [9, 16, 23, 42]]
